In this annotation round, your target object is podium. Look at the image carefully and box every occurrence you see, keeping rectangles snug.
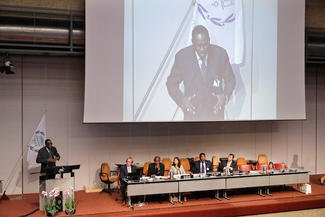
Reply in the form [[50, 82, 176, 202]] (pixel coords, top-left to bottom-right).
[[39, 165, 80, 211]]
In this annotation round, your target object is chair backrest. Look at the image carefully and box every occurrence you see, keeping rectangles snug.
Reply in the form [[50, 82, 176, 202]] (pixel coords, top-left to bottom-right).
[[237, 157, 247, 166], [212, 156, 219, 172], [274, 163, 288, 170], [143, 161, 151, 176], [180, 158, 191, 173], [162, 158, 172, 176], [219, 157, 228, 165], [194, 156, 200, 162], [256, 164, 270, 170], [100, 163, 110, 181], [257, 154, 269, 165], [238, 164, 254, 172]]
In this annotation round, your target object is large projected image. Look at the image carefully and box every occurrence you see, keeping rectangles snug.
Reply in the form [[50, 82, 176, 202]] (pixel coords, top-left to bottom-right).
[[84, 0, 305, 123], [124, 0, 277, 121], [166, 25, 237, 121]]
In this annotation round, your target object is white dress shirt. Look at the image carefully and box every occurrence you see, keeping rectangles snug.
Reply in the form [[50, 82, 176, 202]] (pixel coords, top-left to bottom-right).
[[200, 160, 207, 174], [195, 51, 208, 72], [225, 161, 234, 170], [127, 166, 131, 173]]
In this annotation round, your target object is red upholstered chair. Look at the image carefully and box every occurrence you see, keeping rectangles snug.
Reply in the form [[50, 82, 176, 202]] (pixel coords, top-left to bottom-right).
[[238, 164, 254, 172], [274, 163, 288, 170], [256, 164, 270, 171]]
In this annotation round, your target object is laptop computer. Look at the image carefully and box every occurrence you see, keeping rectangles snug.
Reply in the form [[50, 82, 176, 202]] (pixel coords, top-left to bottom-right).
[[127, 172, 140, 181]]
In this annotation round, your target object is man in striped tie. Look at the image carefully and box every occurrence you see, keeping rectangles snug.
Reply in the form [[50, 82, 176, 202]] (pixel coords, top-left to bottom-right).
[[166, 25, 236, 121]]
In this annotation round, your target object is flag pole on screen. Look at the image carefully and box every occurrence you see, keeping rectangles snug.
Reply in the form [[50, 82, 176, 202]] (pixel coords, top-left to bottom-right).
[[133, 0, 197, 121]]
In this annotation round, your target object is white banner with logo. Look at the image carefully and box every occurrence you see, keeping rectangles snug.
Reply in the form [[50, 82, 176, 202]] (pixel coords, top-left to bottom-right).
[[26, 115, 46, 170]]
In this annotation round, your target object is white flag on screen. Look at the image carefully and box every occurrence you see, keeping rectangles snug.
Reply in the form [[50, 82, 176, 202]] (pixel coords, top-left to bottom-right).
[[26, 115, 46, 170], [190, 0, 244, 64]]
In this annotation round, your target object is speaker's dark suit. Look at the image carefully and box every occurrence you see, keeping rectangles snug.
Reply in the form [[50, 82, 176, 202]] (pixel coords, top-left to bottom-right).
[[120, 164, 137, 202], [194, 160, 213, 174], [166, 45, 236, 120], [36, 146, 60, 179]]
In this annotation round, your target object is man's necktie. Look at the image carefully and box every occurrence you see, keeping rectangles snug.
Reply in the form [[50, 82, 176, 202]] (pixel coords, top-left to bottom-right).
[[47, 148, 53, 158], [201, 161, 204, 173], [200, 58, 207, 82]]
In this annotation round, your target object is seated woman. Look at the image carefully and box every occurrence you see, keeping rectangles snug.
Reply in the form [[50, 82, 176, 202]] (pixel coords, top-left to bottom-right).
[[169, 157, 187, 202]]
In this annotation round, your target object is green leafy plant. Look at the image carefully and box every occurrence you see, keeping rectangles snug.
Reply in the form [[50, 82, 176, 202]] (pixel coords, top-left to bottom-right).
[[42, 187, 60, 216], [64, 187, 76, 215]]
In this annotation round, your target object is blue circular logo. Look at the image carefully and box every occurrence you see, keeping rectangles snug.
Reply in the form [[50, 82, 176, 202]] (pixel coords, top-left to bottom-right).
[[29, 131, 45, 153]]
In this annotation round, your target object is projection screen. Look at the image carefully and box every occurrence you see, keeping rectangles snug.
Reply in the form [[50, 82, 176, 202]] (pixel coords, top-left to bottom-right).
[[84, 0, 305, 123]]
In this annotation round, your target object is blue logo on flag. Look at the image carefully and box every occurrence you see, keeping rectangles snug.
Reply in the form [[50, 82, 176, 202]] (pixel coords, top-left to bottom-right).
[[29, 130, 45, 153]]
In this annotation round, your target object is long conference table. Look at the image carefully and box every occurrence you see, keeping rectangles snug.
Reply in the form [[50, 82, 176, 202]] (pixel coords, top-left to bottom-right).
[[121, 169, 309, 207]]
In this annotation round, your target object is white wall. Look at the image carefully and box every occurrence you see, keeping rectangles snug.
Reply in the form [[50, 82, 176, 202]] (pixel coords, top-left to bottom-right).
[[0, 56, 323, 195]]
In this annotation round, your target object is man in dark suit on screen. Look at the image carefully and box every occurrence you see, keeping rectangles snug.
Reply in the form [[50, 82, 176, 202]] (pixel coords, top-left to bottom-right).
[[36, 139, 60, 179], [166, 25, 236, 121]]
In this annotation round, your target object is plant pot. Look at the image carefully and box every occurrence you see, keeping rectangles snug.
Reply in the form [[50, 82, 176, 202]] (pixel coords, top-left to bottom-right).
[[56, 196, 63, 212], [45, 210, 57, 217], [65, 209, 75, 215]]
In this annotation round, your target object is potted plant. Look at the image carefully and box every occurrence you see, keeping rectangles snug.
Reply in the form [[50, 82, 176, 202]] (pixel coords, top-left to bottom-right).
[[64, 187, 76, 215], [42, 187, 60, 216]]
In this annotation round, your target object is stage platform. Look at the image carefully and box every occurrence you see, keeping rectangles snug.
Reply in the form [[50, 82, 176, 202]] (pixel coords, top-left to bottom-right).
[[1, 175, 325, 217]]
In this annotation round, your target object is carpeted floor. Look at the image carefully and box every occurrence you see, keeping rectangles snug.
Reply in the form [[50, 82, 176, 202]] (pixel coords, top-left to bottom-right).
[[1, 175, 325, 217]]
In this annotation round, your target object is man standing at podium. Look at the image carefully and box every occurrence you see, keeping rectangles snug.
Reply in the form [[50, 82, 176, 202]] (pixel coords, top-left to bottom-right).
[[36, 139, 60, 179]]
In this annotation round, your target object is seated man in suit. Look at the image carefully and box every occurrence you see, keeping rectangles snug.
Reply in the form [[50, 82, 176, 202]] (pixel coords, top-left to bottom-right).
[[194, 153, 212, 174], [147, 156, 165, 177], [36, 139, 60, 179], [120, 157, 137, 206], [147, 156, 165, 203], [219, 153, 237, 172]]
